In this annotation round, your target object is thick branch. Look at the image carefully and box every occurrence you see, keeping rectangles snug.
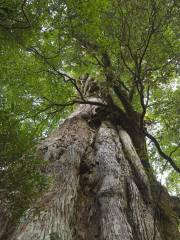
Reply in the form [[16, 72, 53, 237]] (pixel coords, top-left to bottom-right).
[[101, 52, 135, 116]]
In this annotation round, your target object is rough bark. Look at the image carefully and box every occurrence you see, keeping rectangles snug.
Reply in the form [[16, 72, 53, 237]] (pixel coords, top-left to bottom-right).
[[7, 102, 180, 240]]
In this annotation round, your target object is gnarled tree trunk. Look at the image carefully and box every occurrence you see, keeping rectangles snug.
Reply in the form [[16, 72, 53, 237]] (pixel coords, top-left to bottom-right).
[[9, 100, 180, 240]]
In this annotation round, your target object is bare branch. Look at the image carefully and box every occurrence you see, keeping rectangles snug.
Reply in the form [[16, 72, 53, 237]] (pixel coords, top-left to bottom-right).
[[144, 130, 180, 174], [169, 144, 180, 157], [21, 0, 31, 27], [26, 47, 85, 101]]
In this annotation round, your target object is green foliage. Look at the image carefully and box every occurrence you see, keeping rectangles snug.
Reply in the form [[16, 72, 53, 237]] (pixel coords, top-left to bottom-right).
[[147, 85, 180, 193], [0, 18, 74, 220], [0, 108, 49, 220]]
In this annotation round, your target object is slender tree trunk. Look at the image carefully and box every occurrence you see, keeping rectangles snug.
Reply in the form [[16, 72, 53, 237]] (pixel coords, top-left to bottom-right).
[[8, 101, 180, 240]]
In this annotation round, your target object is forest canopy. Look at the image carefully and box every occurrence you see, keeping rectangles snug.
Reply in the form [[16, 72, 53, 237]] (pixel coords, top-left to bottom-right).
[[0, 0, 179, 220]]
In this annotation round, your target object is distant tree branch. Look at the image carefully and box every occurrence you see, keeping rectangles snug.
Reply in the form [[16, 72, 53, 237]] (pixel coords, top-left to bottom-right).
[[144, 129, 180, 174], [0, 0, 39, 30], [21, 0, 31, 27]]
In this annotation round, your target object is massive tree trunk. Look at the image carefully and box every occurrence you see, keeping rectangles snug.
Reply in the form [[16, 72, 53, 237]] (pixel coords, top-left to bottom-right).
[[8, 100, 180, 240]]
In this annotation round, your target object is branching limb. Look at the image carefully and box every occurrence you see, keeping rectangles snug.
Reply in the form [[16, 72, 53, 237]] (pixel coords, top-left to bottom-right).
[[144, 130, 180, 173], [120, 51, 135, 76], [20, 97, 110, 122], [135, 74, 180, 174], [138, 82, 150, 128], [21, 0, 31, 27], [26, 47, 85, 101], [169, 144, 180, 157], [0, 0, 41, 30], [136, 77, 180, 173]]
